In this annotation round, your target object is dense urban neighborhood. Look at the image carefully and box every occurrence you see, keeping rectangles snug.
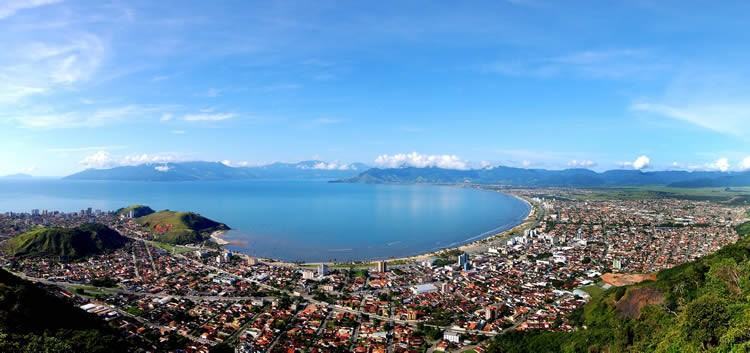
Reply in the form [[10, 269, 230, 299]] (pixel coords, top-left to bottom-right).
[[0, 189, 746, 353]]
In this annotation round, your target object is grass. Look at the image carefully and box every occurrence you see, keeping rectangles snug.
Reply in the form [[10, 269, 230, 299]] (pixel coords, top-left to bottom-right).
[[147, 240, 194, 255], [567, 186, 750, 202], [137, 210, 227, 244]]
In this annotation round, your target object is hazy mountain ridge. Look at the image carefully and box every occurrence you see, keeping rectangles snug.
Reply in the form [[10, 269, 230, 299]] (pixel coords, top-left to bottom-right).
[[343, 166, 750, 187], [64, 161, 368, 181]]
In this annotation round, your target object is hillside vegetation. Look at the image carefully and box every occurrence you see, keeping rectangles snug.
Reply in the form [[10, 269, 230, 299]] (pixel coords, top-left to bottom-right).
[[0, 269, 130, 353], [116, 204, 155, 218], [137, 210, 229, 244], [487, 221, 750, 353], [4, 224, 128, 260]]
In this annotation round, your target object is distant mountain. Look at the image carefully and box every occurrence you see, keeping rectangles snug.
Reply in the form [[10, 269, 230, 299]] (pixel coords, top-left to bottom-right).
[[65, 161, 253, 181], [246, 160, 369, 179], [342, 166, 749, 187], [4, 223, 129, 260], [0, 173, 33, 179], [64, 160, 367, 181], [136, 210, 230, 244]]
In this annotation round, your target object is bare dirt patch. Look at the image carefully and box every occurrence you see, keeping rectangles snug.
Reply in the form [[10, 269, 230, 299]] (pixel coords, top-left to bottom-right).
[[615, 287, 664, 319], [601, 272, 656, 287]]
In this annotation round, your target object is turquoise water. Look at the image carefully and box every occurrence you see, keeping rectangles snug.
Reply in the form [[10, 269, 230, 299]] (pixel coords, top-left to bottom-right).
[[0, 179, 529, 262]]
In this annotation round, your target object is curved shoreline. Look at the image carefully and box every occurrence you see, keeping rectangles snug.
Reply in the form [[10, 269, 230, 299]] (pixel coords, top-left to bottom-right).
[[240, 188, 537, 267]]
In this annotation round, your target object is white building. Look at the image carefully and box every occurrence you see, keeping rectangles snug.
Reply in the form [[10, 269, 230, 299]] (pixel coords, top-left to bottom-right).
[[444, 330, 461, 344], [411, 283, 438, 295]]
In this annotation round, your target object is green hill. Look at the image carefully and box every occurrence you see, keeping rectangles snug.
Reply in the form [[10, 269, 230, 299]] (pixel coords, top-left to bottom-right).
[[116, 204, 155, 218], [136, 210, 230, 244], [487, 221, 750, 353], [4, 224, 129, 260], [0, 269, 130, 353]]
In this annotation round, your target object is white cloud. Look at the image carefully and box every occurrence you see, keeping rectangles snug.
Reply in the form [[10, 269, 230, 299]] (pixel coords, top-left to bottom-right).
[[740, 157, 750, 171], [311, 162, 352, 170], [204, 88, 221, 97], [160, 113, 173, 122], [154, 165, 171, 172], [120, 153, 177, 166], [80, 151, 114, 168], [374, 152, 469, 170], [312, 117, 343, 125], [708, 157, 730, 172], [630, 70, 750, 137], [220, 160, 250, 167], [0, 33, 106, 104], [632, 155, 651, 170], [485, 48, 661, 80], [8, 105, 160, 129], [183, 112, 236, 121], [171, 129, 186, 135], [0, 0, 62, 20], [567, 159, 597, 168], [632, 102, 749, 136]]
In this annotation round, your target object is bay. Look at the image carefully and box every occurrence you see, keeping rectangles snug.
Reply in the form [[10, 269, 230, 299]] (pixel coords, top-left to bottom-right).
[[0, 179, 529, 262]]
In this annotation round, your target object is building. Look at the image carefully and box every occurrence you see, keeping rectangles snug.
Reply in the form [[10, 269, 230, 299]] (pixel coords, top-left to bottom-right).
[[457, 253, 469, 267], [443, 330, 461, 344], [318, 264, 329, 276], [407, 309, 418, 320], [375, 260, 387, 273], [485, 306, 496, 321], [613, 259, 623, 271], [411, 283, 438, 295], [302, 270, 316, 280]]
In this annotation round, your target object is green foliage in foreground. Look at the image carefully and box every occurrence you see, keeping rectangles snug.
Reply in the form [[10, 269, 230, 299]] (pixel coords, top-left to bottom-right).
[[487, 221, 750, 353], [4, 223, 128, 260], [0, 269, 130, 352], [137, 210, 229, 244]]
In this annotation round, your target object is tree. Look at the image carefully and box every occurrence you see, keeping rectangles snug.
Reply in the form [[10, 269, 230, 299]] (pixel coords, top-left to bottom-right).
[[681, 294, 730, 349]]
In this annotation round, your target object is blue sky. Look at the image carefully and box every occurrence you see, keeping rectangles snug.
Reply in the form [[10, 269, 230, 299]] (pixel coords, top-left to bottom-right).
[[2, 0, 750, 176]]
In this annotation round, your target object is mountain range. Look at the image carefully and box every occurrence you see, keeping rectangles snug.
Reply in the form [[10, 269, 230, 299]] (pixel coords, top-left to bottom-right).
[[61, 161, 750, 187], [342, 166, 750, 188], [65, 161, 368, 181]]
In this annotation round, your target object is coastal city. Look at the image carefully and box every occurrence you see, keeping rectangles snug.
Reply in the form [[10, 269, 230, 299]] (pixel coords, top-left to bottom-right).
[[0, 189, 745, 353]]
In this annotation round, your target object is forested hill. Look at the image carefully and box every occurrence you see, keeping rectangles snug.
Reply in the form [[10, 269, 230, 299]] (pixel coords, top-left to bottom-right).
[[0, 269, 130, 353], [486, 221, 750, 353]]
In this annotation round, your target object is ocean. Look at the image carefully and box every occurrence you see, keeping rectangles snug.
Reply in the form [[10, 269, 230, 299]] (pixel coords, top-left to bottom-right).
[[0, 179, 530, 262]]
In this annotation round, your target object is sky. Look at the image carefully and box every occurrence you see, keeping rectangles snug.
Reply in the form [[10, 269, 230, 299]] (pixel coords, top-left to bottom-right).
[[2, 0, 750, 176]]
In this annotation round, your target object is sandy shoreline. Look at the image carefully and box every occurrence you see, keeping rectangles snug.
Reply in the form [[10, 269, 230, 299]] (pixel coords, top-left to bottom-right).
[[225, 189, 539, 268], [210, 230, 230, 245]]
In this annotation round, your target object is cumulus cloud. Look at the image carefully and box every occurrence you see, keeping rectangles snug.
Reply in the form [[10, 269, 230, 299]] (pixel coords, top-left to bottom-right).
[[740, 157, 750, 171], [80, 151, 179, 169], [708, 157, 730, 172], [80, 151, 115, 168], [220, 160, 250, 167], [311, 162, 352, 170], [567, 159, 597, 168], [374, 152, 469, 170], [632, 155, 651, 170], [120, 153, 177, 165], [620, 155, 651, 170], [154, 165, 171, 172]]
